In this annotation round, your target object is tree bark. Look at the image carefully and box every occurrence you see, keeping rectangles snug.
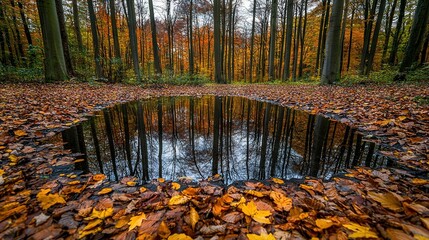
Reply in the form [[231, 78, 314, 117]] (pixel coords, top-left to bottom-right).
[[55, 0, 74, 76], [321, 0, 344, 84], [268, 0, 278, 80], [282, 0, 293, 80], [36, 0, 68, 81], [389, 0, 406, 65]]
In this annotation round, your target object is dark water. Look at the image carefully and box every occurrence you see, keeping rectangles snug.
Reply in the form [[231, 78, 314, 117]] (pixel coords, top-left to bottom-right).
[[60, 96, 392, 184]]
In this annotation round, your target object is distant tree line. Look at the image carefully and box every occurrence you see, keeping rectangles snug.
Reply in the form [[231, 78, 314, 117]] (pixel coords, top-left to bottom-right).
[[0, 0, 427, 83]]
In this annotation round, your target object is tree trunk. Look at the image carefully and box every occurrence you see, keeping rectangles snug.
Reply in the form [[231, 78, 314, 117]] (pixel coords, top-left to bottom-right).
[[87, 0, 102, 79], [126, 0, 141, 81], [364, 0, 386, 75], [55, 0, 74, 76], [249, 0, 257, 82], [188, 0, 195, 75], [148, 0, 162, 75], [382, 0, 397, 63], [321, 0, 344, 84], [399, 0, 429, 72], [18, 1, 32, 46], [389, 0, 406, 65], [36, 0, 68, 81], [214, 0, 224, 83], [282, 0, 293, 80], [268, 0, 278, 80], [71, 0, 83, 51]]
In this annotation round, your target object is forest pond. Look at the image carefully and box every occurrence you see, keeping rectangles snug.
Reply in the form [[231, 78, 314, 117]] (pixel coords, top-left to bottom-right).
[[60, 96, 393, 184]]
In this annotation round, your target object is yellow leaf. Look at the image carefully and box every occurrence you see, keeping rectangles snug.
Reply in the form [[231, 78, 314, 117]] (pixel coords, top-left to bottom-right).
[[9, 155, 18, 163], [316, 219, 333, 230], [91, 174, 106, 182], [140, 187, 147, 193], [85, 208, 114, 220], [241, 201, 271, 224], [0, 169, 4, 176], [231, 197, 246, 207], [343, 222, 378, 239], [412, 178, 429, 186], [37, 189, 66, 210], [422, 218, 429, 230], [69, 174, 77, 179], [126, 181, 137, 187], [271, 178, 284, 184], [415, 235, 429, 240], [97, 188, 113, 195], [172, 182, 181, 190], [247, 233, 276, 240], [158, 178, 165, 183], [68, 180, 81, 185], [128, 212, 147, 231], [79, 227, 101, 239], [244, 190, 264, 197], [158, 221, 171, 239], [189, 207, 199, 230], [269, 191, 292, 211], [367, 191, 402, 212], [115, 217, 130, 229], [14, 130, 27, 137], [167, 233, 193, 240], [83, 219, 103, 231], [169, 195, 189, 206]]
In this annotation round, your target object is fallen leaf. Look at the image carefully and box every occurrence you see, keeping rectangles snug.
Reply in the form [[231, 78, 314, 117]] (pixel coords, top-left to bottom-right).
[[79, 227, 101, 239], [126, 181, 137, 187], [172, 182, 180, 190], [272, 178, 284, 184], [316, 218, 333, 230], [14, 129, 27, 137], [241, 200, 271, 224], [367, 191, 402, 212], [37, 189, 66, 210], [85, 208, 114, 220], [167, 233, 192, 240], [83, 219, 103, 231], [343, 222, 378, 239], [128, 212, 147, 231], [247, 233, 276, 240], [98, 188, 113, 195], [269, 191, 292, 211], [158, 221, 171, 238], [244, 190, 264, 197], [33, 213, 50, 226], [168, 195, 189, 206], [189, 207, 199, 230]]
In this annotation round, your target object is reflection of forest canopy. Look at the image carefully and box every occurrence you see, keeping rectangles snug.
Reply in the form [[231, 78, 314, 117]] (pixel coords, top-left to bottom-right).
[[61, 96, 391, 183]]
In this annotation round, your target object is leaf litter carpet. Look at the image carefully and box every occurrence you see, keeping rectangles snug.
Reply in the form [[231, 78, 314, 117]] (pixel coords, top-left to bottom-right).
[[0, 83, 429, 239]]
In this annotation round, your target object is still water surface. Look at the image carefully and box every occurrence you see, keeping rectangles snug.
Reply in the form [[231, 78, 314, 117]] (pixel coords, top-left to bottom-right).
[[61, 96, 392, 184]]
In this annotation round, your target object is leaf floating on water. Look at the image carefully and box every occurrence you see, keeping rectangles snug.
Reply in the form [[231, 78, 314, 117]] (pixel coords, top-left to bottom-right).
[[367, 191, 402, 212], [37, 189, 66, 210], [139, 187, 147, 193], [91, 174, 106, 182], [189, 207, 199, 230], [343, 222, 378, 239], [97, 188, 113, 195], [128, 212, 146, 231], [169, 195, 189, 206], [241, 200, 271, 224], [167, 233, 193, 240], [158, 178, 165, 183]]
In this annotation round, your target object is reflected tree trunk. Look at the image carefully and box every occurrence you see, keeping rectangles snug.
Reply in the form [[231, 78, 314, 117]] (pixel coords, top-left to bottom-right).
[[90, 118, 103, 173], [137, 102, 149, 180], [270, 107, 284, 177], [104, 109, 119, 181], [309, 115, 330, 177], [212, 97, 222, 175], [122, 105, 132, 174], [259, 104, 271, 179]]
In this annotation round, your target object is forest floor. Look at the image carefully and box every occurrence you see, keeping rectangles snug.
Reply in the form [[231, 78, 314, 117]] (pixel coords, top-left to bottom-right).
[[1, 82, 429, 239]]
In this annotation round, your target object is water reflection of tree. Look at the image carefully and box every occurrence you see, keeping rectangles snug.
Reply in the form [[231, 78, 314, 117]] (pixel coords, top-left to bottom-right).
[[65, 96, 393, 183]]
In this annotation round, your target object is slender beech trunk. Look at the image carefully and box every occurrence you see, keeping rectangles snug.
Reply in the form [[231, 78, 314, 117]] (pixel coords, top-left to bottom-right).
[[214, 0, 224, 83], [126, 0, 141, 81], [382, 0, 397, 62], [148, 0, 162, 75], [268, 0, 278, 80], [282, 0, 294, 80], [55, 0, 74, 76], [389, 0, 406, 65], [364, 0, 386, 75], [87, 0, 102, 79], [249, 0, 257, 82], [18, 1, 32, 46], [72, 0, 83, 51], [321, 0, 345, 84]]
